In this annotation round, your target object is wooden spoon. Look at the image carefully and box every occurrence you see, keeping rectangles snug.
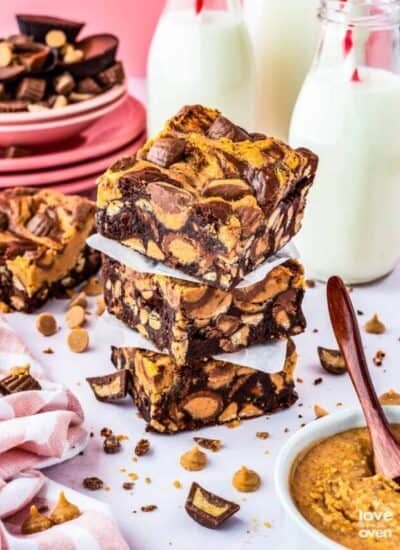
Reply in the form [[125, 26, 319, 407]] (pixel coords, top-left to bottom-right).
[[327, 275, 400, 483]]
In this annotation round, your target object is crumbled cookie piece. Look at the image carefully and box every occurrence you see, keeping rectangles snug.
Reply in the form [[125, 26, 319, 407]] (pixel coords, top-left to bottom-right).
[[314, 404, 329, 419], [373, 350, 386, 367], [82, 276, 103, 296], [256, 432, 269, 440], [67, 328, 89, 353], [36, 312, 57, 336], [101, 427, 112, 437], [313, 377, 323, 386], [21, 505, 52, 534], [141, 505, 158, 512], [135, 438, 150, 456], [103, 435, 121, 454], [180, 446, 207, 471], [50, 491, 81, 524], [318, 347, 346, 375], [83, 476, 104, 491], [123, 482, 135, 490], [185, 482, 240, 528], [365, 314, 386, 334], [193, 437, 221, 452], [232, 466, 261, 492], [65, 305, 86, 328], [42, 347, 54, 354], [379, 390, 400, 405]]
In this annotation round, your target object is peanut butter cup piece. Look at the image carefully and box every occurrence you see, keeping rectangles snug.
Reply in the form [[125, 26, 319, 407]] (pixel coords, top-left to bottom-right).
[[207, 115, 249, 141], [147, 137, 186, 168], [318, 346, 346, 375], [86, 370, 128, 402], [61, 34, 118, 78], [185, 482, 240, 529], [17, 14, 84, 43]]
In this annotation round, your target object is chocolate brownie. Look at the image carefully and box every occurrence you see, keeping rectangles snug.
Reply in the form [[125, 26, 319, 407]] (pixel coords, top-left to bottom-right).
[[97, 105, 318, 291], [103, 254, 305, 365], [111, 340, 298, 434], [0, 187, 100, 312]]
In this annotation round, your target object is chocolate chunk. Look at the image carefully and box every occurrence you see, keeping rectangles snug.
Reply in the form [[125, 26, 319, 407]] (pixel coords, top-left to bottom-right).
[[26, 209, 57, 237], [318, 347, 347, 375], [86, 370, 128, 402], [77, 77, 102, 95], [17, 77, 46, 102], [4, 145, 31, 159], [0, 372, 41, 394], [83, 477, 104, 491], [134, 438, 150, 456], [0, 210, 8, 231], [207, 116, 249, 142], [53, 72, 75, 95], [147, 138, 186, 168], [103, 435, 121, 454], [185, 482, 240, 528], [0, 99, 28, 112], [109, 155, 136, 173], [96, 61, 125, 87]]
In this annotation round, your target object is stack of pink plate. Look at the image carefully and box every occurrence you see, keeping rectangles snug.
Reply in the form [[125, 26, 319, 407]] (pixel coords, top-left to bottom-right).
[[0, 87, 146, 198]]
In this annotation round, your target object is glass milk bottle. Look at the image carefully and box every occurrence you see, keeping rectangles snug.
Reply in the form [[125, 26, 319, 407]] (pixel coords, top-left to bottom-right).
[[147, 0, 255, 136], [290, 0, 400, 284], [243, 0, 319, 140]]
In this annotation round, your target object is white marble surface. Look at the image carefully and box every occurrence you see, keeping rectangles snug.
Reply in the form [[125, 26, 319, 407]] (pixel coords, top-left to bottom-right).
[[6, 263, 400, 550]]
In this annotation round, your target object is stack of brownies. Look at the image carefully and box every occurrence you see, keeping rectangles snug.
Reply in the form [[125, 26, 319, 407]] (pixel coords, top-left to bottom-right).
[[93, 105, 318, 434]]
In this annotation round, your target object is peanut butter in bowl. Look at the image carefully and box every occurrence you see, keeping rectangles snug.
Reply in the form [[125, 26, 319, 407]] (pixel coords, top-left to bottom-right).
[[290, 424, 400, 549]]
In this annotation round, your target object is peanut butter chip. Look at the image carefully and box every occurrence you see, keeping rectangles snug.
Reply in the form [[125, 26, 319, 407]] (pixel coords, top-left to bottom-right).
[[180, 446, 207, 471], [45, 29, 67, 48], [364, 314, 386, 334], [96, 296, 105, 316], [232, 466, 261, 492], [314, 404, 329, 419], [68, 291, 87, 310], [67, 328, 89, 353], [65, 305, 86, 328], [82, 276, 103, 296], [50, 491, 81, 524], [0, 42, 13, 68], [379, 390, 400, 405], [21, 505, 52, 534], [36, 312, 57, 336]]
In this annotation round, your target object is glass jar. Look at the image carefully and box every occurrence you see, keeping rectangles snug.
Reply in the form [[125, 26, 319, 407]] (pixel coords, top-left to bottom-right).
[[290, 0, 400, 284], [243, 0, 319, 140], [147, 0, 255, 136]]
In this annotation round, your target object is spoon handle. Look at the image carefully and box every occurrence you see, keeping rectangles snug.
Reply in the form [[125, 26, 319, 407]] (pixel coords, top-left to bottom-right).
[[327, 276, 400, 482]]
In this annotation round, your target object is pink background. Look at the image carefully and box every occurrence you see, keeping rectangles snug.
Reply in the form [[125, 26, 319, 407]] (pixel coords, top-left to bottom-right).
[[1, 0, 165, 76]]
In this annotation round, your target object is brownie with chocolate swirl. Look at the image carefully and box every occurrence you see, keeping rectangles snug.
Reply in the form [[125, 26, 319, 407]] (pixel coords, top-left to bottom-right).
[[0, 187, 100, 312], [97, 105, 318, 291]]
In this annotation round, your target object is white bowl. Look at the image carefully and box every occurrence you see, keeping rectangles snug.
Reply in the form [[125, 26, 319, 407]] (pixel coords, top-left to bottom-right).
[[275, 405, 400, 550], [0, 84, 126, 125], [0, 92, 127, 147]]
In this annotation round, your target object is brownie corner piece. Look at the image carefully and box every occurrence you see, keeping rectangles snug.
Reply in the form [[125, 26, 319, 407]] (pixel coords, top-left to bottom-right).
[[103, 254, 305, 365], [0, 187, 100, 312], [110, 339, 298, 434], [96, 104, 317, 291]]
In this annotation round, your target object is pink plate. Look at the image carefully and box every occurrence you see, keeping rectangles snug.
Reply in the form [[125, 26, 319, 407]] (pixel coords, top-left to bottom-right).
[[0, 95, 146, 173], [0, 93, 128, 147], [44, 133, 147, 198], [0, 131, 145, 188]]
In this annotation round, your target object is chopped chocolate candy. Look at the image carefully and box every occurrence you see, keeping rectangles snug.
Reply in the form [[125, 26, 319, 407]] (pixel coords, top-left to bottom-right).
[[109, 155, 136, 173], [103, 435, 121, 454], [17, 77, 46, 102], [193, 437, 221, 452], [0, 366, 41, 394], [141, 505, 158, 512], [87, 370, 128, 402], [146, 137, 186, 168], [26, 209, 57, 237], [207, 115, 249, 141], [185, 482, 239, 528], [77, 77, 102, 95], [0, 100, 28, 112], [97, 61, 125, 87], [134, 438, 150, 456], [100, 426, 112, 437], [53, 72, 75, 95], [318, 346, 347, 375], [83, 476, 104, 490]]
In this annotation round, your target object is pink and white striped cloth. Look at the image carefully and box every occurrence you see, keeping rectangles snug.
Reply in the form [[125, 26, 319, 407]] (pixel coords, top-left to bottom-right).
[[0, 317, 129, 549]]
